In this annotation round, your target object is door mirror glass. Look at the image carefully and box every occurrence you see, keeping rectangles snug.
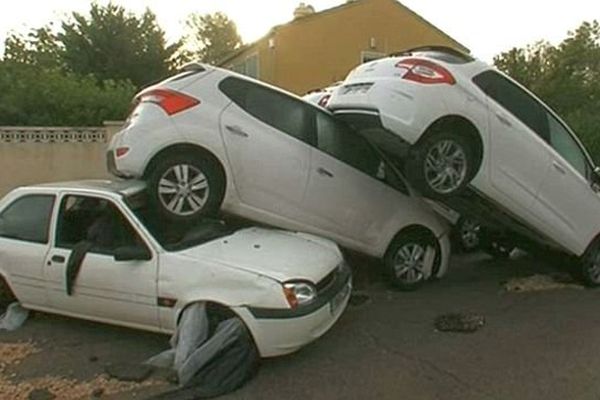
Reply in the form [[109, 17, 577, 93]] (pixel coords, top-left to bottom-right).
[[113, 246, 151, 262]]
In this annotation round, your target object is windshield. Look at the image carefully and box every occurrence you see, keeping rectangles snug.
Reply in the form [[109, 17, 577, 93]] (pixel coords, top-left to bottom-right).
[[124, 191, 234, 251]]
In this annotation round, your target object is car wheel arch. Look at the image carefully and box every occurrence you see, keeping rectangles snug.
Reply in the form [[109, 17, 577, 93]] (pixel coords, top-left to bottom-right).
[[385, 225, 440, 262], [174, 299, 259, 344], [417, 115, 484, 176], [143, 143, 227, 183], [0, 272, 17, 305]]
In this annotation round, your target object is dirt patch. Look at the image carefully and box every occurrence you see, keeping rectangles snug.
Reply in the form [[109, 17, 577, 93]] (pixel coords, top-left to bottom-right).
[[504, 274, 584, 292], [0, 341, 163, 399]]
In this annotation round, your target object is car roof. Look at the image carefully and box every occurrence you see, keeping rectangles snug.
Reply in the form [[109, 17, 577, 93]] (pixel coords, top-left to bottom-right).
[[25, 179, 146, 197]]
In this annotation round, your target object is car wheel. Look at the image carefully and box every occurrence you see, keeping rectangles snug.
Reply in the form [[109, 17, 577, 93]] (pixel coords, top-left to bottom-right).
[[453, 217, 481, 252], [580, 242, 600, 287], [407, 132, 475, 198], [148, 152, 225, 224], [385, 231, 437, 291]]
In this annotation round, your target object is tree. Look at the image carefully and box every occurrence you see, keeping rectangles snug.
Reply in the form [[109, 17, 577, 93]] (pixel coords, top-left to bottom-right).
[[494, 21, 600, 162], [183, 12, 242, 65], [59, 3, 179, 87], [3, 25, 62, 68]]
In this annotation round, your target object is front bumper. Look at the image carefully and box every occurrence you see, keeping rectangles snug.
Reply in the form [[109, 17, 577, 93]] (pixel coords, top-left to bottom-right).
[[240, 264, 352, 357]]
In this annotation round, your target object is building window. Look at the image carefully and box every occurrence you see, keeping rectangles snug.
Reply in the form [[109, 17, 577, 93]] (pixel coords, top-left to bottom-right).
[[361, 51, 386, 64], [230, 53, 260, 79]]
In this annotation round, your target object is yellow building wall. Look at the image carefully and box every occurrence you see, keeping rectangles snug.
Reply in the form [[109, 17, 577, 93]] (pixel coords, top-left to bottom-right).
[[225, 0, 466, 95]]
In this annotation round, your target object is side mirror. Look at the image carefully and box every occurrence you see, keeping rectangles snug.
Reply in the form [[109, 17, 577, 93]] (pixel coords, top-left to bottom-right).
[[114, 246, 151, 262]]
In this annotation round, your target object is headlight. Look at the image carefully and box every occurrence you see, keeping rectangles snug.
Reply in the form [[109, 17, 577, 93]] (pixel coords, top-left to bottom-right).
[[283, 281, 317, 308]]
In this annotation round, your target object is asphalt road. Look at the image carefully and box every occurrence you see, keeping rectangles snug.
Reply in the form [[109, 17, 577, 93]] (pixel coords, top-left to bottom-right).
[[2, 252, 600, 400]]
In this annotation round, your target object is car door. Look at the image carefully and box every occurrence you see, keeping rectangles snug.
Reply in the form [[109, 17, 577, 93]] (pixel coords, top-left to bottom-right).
[[0, 193, 55, 307], [302, 110, 408, 250], [44, 194, 159, 329], [472, 71, 551, 224], [218, 77, 313, 221], [533, 111, 600, 254]]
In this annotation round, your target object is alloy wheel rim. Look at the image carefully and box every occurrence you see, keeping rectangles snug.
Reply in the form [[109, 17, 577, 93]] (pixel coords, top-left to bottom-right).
[[460, 219, 481, 250], [424, 140, 468, 194], [158, 164, 209, 216], [393, 243, 426, 284]]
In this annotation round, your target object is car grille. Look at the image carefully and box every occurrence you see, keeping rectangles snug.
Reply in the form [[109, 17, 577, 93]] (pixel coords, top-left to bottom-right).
[[316, 261, 349, 295]]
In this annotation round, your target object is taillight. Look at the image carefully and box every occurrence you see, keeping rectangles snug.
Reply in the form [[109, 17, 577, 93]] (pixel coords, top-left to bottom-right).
[[395, 58, 456, 85], [138, 89, 200, 115], [318, 94, 332, 107]]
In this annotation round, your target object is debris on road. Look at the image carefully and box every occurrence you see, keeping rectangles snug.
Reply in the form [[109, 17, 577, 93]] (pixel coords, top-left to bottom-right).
[[0, 303, 30, 331], [27, 388, 55, 400], [504, 274, 584, 292], [0, 340, 161, 399], [434, 313, 485, 333]]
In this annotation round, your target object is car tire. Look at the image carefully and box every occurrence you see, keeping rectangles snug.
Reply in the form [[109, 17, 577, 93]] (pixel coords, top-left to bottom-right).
[[452, 217, 481, 253], [147, 152, 225, 224], [385, 230, 438, 291], [580, 241, 600, 287], [407, 132, 476, 198]]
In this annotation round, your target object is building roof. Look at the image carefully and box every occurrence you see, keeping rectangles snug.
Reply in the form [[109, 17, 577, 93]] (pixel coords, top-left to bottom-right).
[[219, 0, 469, 66]]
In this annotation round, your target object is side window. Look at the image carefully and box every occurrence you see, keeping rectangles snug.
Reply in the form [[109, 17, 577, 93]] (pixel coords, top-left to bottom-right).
[[547, 113, 589, 178], [0, 195, 55, 244], [316, 112, 381, 178], [219, 77, 312, 144], [473, 71, 549, 141], [56, 196, 145, 255]]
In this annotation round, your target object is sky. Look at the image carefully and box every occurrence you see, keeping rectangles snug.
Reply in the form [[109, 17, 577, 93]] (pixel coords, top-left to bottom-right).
[[0, 0, 598, 62]]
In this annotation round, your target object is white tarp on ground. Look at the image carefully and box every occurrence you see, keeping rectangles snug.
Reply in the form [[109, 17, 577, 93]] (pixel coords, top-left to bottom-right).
[[0, 302, 29, 331], [146, 302, 259, 399]]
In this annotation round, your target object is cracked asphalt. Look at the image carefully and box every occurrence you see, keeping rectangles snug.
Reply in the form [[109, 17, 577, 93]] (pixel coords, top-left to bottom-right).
[[3, 251, 600, 399]]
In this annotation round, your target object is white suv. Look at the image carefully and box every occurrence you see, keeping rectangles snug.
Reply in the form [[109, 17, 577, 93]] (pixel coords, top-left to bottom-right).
[[107, 64, 450, 290], [327, 46, 600, 285]]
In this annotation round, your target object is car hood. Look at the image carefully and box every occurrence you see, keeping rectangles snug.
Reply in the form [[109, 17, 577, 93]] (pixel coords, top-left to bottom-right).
[[176, 228, 342, 284]]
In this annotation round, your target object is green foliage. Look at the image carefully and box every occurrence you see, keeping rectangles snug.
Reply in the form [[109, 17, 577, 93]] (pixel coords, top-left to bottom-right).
[[494, 21, 600, 162], [183, 12, 242, 65], [60, 3, 178, 87], [0, 62, 136, 126], [4, 26, 63, 69]]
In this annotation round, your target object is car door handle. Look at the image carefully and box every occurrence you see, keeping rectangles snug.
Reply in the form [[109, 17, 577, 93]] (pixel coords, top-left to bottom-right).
[[317, 167, 334, 178], [552, 161, 566, 175], [496, 113, 513, 128], [225, 125, 249, 138], [50, 255, 66, 264]]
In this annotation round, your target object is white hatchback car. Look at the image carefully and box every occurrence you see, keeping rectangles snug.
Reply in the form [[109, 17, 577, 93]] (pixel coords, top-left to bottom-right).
[[0, 180, 351, 357], [327, 46, 600, 285], [107, 64, 450, 290]]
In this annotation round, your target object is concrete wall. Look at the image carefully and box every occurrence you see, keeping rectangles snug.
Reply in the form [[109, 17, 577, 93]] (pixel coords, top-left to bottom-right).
[[0, 121, 123, 197]]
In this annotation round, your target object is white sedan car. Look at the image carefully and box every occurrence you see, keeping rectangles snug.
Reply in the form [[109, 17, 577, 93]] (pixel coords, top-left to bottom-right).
[[328, 46, 600, 286], [107, 63, 450, 290], [0, 180, 351, 357]]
